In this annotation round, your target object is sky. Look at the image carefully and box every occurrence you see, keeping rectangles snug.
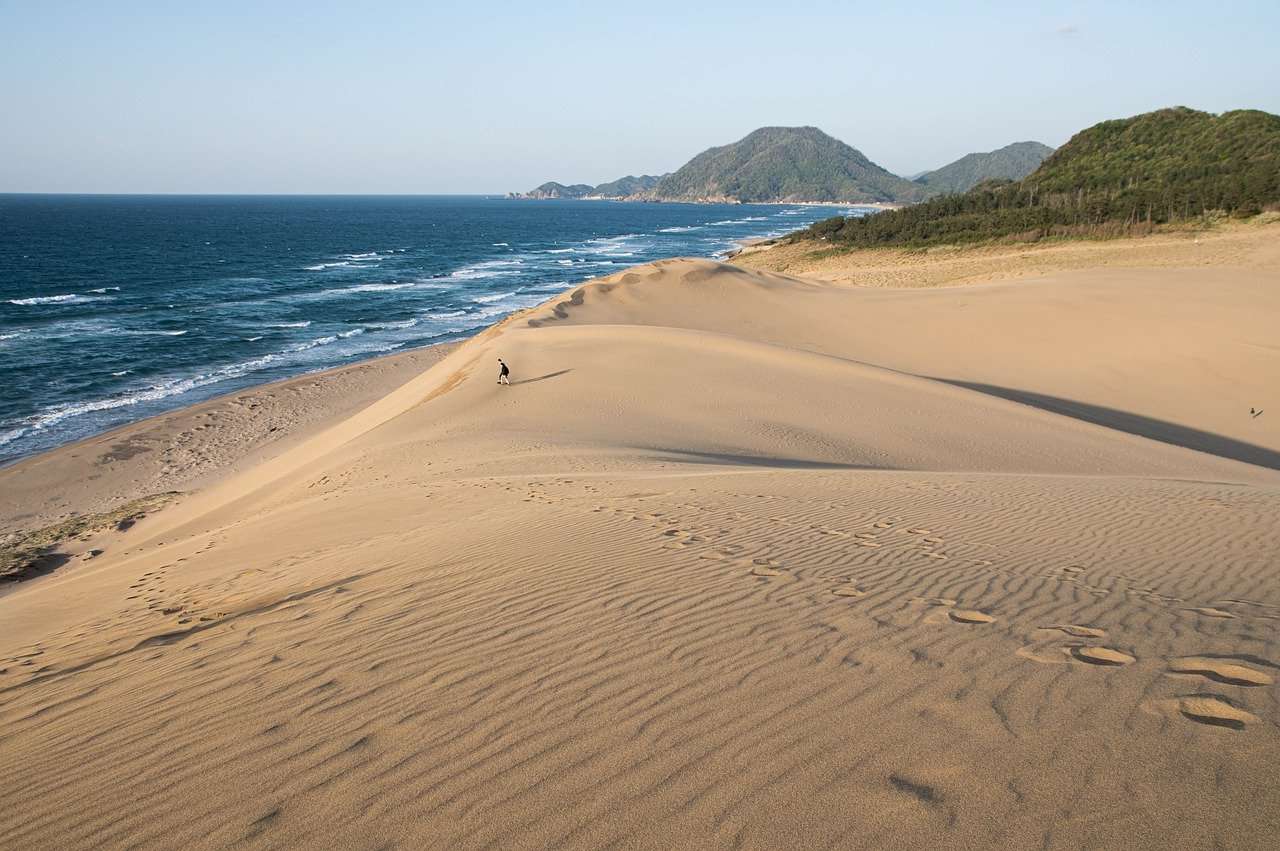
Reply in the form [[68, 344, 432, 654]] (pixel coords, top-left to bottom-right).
[[1, 0, 1278, 194]]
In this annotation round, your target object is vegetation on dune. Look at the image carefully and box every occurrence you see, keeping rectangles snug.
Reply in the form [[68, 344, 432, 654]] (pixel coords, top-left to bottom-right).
[[795, 108, 1280, 248], [1, 492, 178, 582], [914, 141, 1055, 195]]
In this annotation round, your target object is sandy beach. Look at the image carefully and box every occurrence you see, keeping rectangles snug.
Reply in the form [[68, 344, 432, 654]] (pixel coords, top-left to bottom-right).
[[0, 343, 455, 540], [2, 224, 1279, 849]]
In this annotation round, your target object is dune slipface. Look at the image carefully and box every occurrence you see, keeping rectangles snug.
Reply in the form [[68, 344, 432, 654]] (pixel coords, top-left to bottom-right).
[[1, 249, 1279, 850]]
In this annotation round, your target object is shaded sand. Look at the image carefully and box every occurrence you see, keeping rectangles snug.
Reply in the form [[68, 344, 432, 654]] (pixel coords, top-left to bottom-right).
[[2, 250, 1279, 849]]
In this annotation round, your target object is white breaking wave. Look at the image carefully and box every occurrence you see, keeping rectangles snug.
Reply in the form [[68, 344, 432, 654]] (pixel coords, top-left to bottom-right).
[[268, 321, 312, 328], [471, 291, 517, 304], [335, 282, 415, 294], [9, 293, 100, 306], [658, 225, 701, 233], [89, 286, 122, 293], [305, 261, 352, 271], [119, 328, 188, 337], [544, 248, 576, 254], [245, 336, 264, 342], [288, 335, 339, 352], [342, 252, 380, 260], [450, 267, 520, 281], [0, 351, 285, 448]]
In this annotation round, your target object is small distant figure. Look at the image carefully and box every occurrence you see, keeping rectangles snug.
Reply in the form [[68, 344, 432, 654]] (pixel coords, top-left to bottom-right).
[[497, 358, 510, 385], [1250, 407, 1264, 419]]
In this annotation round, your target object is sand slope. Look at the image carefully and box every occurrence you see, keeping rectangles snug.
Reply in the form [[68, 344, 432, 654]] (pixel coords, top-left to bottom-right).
[[2, 255, 1278, 850]]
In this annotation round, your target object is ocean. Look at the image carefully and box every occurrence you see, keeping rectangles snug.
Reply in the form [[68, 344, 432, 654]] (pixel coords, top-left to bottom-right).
[[0, 195, 870, 465]]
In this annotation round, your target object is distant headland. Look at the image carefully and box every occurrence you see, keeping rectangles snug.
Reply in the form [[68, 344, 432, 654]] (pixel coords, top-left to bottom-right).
[[509, 126, 1054, 205]]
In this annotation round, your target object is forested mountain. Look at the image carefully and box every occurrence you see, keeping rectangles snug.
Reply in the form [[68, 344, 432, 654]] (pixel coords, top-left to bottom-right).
[[511, 175, 665, 200], [519, 182, 596, 199], [650, 127, 925, 203], [795, 108, 1280, 248], [914, 141, 1054, 194], [513, 127, 925, 203], [590, 175, 664, 197]]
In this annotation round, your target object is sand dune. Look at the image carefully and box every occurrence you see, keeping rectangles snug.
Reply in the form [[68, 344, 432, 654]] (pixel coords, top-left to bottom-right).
[[2, 244, 1278, 849]]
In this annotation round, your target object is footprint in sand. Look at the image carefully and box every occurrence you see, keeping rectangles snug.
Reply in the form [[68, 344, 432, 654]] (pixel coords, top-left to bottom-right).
[[1069, 646, 1135, 666], [874, 522, 893, 529], [915, 597, 995, 625], [1185, 607, 1237, 619], [1167, 657, 1273, 686], [1146, 695, 1258, 730], [913, 597, 957, 607], [831, 585, 866, 598], [949, 609, 995, 624], [1041, 624, 1107, 638], [750, 557, 784, 577]]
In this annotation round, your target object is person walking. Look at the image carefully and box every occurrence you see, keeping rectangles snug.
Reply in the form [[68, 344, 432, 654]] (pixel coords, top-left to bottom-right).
[[497, 358, 511, 385]]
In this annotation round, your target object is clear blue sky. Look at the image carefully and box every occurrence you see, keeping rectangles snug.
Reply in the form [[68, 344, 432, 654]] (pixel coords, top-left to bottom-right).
[[2, 0, 1277, 193]]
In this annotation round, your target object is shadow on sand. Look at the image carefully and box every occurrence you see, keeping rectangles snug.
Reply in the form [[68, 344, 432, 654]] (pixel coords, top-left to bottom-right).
[[639, 447, 876, 471], [929, 378, 1280, 472], [508, 369, 573, 386]]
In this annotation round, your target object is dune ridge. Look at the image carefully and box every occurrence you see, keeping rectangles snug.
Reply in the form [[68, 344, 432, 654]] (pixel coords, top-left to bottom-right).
[[2, 247, 1278, 849]]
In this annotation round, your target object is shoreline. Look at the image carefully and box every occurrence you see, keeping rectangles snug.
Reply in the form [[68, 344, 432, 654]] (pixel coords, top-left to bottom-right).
[[506, 196, 903, 209], [0, 340, 455, 536], [7, 220, 1277, 539]]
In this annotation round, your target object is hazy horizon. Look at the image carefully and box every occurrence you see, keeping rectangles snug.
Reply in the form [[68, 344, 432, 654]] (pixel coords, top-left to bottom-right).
[[2, 0, 1278, 194]]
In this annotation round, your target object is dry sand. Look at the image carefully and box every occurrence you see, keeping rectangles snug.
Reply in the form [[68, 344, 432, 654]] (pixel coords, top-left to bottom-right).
[[731, 218, 1280, 287], [0, 343, 455, 537], [1, 228, 1278, 849]]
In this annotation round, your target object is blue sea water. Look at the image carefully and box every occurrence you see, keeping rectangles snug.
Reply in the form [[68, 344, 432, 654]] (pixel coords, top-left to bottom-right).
[[0, 195, 870, 464]]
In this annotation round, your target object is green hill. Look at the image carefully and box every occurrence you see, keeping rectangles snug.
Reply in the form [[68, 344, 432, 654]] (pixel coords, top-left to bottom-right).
[[520, 182, 595, 199], [590, 174, 665, 197], [914, 141, 1054, 195], [796, 107, 1280, 248], [651, 126, 925, 203]]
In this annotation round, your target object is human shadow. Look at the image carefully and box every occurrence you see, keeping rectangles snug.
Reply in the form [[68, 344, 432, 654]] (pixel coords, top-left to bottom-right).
[[508, 369, 572, 386], [928, 378, 1280, 472]]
